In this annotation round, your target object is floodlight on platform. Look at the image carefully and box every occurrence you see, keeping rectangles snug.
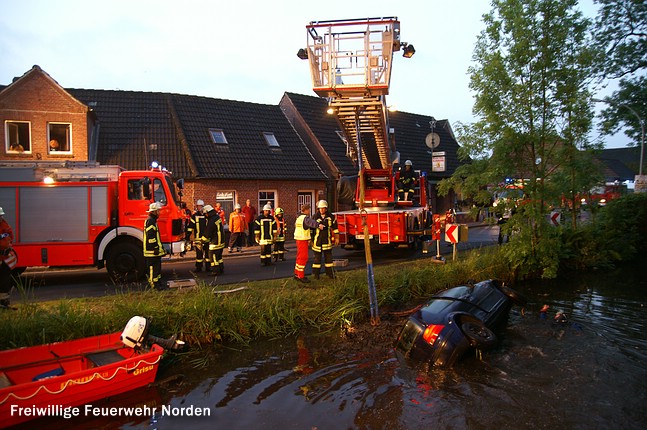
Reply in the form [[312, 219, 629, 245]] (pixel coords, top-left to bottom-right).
[[297, 48, 308, 60], [402, 43, 415, 58]]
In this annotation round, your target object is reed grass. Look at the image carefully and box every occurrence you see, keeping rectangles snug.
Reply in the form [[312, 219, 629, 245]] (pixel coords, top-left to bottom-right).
[[0, 246, 510, 350]]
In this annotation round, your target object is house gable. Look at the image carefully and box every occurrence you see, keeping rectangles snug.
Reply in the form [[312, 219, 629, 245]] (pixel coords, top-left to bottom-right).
[[0, 65, 90, 160]]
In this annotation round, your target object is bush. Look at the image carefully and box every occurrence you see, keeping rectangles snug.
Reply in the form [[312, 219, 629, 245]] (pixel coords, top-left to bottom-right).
[[560, 193, 647, 270]]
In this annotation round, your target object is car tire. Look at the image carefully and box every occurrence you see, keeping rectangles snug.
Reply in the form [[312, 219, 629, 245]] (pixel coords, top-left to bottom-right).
[[497, 284, 528, 306], [461, 320, 497, 350]]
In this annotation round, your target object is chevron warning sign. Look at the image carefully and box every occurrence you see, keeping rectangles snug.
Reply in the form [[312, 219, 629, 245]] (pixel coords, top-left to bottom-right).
[[445, 223, 458, 244]]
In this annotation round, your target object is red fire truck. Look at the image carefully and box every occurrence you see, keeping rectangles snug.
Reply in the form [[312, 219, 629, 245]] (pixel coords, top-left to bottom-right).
[[0, 161, 186, 281], [300, 18, 430, 249]]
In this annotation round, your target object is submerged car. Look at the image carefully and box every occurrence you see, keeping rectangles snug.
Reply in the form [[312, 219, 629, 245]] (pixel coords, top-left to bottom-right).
[[394, 279, 526, 367]]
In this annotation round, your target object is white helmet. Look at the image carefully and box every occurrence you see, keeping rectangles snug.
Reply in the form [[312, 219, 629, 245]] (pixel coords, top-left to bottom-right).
[[147, 202, 163, 212], [234, 203, 241, 210], [405, 160, 413, 166], [202, 204, 214, 213], [0, 207, 4, 216], [263, 204, 272, 211], [317, 199, 328, 209], [196, 199, 204, 206]]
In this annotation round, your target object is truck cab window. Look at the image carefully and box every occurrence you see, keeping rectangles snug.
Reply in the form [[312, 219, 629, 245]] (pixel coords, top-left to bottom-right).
[[153, 179, 167, 205], [127, 180, 145, 200]]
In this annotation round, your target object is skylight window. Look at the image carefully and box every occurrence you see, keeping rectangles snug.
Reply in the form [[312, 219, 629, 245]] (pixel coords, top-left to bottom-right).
[[263, 132, 280, 148], [209, 129, 228, 145]]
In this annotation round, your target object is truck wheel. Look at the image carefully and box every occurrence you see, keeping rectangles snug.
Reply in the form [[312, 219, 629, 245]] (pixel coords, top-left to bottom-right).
[[106, 242, 145, 283], [461, 319, 497, 350]]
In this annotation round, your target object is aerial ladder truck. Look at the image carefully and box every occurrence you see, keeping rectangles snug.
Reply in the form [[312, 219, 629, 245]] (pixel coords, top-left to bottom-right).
[[299, 17, 429, 249]]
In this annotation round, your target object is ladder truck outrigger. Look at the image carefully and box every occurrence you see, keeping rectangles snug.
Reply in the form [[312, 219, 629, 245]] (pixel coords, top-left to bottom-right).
[[299, 17, 429, 250], [0, 161, 187, 282]]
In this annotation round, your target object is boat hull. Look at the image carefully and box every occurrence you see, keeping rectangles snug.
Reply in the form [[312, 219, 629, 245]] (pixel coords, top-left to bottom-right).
[[0, 332, 164, 429]]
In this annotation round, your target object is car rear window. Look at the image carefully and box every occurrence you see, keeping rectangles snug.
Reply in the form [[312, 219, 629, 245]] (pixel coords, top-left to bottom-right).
[[420, 299, 454, 319], [437, 286, 472, 299]]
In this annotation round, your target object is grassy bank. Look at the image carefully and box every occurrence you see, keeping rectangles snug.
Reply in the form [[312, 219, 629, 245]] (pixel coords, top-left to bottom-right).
[[0, 246, 510, 350]]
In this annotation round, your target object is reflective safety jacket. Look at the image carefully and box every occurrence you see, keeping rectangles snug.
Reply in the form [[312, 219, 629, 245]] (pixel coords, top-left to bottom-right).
[[294, 214, 319, 241], [398, 167, 416, 191], [255, 214, 276, 246], [0, 248, 17, 269], [188, 210, 207, 240], [202, 210, 225, 249], [312, 211, 338, 252], [274, 215, 286, 242], [143, 214, 164, 257]]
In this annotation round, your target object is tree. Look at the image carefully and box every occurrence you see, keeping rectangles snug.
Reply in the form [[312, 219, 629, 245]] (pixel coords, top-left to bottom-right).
[[593, 0, 647, 146], [439, 0, 602, 279], [593, 0, 646, 79]]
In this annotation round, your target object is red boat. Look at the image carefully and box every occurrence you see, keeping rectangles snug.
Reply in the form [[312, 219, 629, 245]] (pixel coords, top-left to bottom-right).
[[0, 317, 179, 429]]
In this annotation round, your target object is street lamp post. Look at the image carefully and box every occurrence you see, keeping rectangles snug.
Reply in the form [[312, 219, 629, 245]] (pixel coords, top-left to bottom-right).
[[593, 98, 646, 189]]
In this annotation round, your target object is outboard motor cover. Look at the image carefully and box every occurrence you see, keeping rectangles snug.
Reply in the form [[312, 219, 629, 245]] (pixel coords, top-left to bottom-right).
[[121, 316, 150, 349]]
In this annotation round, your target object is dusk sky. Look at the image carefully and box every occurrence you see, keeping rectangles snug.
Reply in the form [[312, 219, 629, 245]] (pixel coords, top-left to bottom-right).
[[0, 0, 628, 148]]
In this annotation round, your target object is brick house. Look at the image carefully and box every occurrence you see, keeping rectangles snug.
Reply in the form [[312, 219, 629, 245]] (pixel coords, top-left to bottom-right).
[[280, 92, 462, 213], [1, 66, 329, 238], [0, 65, 92, 161], [1, 66, 465, 236]]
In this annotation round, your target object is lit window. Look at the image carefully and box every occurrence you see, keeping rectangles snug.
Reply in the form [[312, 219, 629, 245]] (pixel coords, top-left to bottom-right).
[[48, 123, 72, 153], [5, 121, 31, 153], [263, 132, 280, 148], [209, 129, 228, 145]]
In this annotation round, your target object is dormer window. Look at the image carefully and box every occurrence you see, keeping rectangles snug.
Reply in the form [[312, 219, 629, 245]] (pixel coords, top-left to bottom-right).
[[263, 132, 280, 148], [209, 129, 228, 145]]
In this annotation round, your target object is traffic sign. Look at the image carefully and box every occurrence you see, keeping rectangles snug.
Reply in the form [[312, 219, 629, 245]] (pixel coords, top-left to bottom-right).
[[550, 211, 560, 226], [445, 223, 458, 244]]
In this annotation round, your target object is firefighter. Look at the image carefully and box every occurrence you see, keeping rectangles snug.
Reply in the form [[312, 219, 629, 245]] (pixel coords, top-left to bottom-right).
[[312, 200, 339, 280], [0, 207, 14, 243], [273, 207, 287, 262], [201, 204, 225, 274], [0, 232, 17, 308], [143, 202, 166, 290], [180, 202, 192, 253], [398, 160, 416, 202], [255, 204, 277, 266], [293, 204, 324, 283], [188, 199, 209, 272]]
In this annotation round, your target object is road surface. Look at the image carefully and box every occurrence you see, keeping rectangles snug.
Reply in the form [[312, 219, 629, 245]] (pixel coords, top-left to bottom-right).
[[9, 225, 499, 303]]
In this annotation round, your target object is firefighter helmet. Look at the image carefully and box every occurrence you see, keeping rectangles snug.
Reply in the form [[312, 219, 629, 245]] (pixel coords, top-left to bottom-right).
[[263, 204, 272, 211], [405, 160, 413, 166], [196, 199, 204, 206], [317, 200, 328, 209], [275, 207, 284, 215], [147, 202, 163, 212], [202, 204, 214, 213], [0, 207, 4, 216], [234, 203, 241, 210]]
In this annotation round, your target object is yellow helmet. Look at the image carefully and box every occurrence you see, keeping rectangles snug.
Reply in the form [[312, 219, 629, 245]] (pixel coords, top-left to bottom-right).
[[275, 207, 284, 215]]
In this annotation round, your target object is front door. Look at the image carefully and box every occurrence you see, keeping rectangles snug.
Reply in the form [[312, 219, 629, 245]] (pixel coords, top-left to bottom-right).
[[298, 192, 313, 210]]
